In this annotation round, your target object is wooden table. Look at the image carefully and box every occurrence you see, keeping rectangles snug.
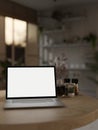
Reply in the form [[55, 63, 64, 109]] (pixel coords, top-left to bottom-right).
[[0, 91, 98, 130]]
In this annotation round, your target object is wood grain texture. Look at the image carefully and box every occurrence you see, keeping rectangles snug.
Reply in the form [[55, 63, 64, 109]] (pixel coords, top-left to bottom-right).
[[0, 91, 98, 130]]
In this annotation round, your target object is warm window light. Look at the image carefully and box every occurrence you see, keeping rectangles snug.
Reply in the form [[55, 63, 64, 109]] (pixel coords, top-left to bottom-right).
[[14, 19, 26, 47], [5, 17, 13, 45], [5, 17, 27, 47]]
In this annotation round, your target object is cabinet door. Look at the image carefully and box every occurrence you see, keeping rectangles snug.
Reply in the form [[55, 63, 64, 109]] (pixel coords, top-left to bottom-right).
[[25, 23, 39, 66], [0, 16, 6, 60]]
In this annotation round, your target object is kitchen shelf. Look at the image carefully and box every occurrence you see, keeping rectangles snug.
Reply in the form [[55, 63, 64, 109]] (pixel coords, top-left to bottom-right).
[[62, 16, 86, 22], [43, 42, 92, 49]]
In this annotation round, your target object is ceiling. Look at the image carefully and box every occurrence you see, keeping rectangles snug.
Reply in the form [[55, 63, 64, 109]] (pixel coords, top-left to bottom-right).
[[10, 0, 98, 30], [10, 0, 98, 10]]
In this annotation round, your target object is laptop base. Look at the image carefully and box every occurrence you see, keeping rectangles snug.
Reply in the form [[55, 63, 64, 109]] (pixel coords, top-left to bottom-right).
[[4, 98, 65, 109]]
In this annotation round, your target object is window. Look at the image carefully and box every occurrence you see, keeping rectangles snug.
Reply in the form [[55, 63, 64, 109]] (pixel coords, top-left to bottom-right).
[[5, 17, 27, 65]]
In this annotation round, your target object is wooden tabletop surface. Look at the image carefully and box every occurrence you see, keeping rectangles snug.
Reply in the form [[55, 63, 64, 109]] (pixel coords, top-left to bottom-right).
[[0, 91, 98, 130]]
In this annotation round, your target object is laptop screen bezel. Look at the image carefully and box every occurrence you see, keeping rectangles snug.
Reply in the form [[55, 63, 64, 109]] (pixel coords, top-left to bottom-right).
[[6, 66, 57, 99]]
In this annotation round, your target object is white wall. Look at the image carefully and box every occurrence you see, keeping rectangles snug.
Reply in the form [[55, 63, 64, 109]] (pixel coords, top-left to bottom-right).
[[39, 3, 98, 97]]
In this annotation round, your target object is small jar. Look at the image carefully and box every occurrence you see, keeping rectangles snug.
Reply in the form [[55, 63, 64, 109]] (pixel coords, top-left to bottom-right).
[[74, 83, 79, 95]]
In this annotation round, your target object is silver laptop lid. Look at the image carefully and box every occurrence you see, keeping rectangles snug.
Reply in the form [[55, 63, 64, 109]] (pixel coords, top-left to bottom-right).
[[6, 66, 57, 99]]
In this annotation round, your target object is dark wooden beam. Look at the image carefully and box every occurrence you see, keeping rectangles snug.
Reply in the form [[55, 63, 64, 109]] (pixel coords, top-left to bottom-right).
[[0, 0, 37, 24]]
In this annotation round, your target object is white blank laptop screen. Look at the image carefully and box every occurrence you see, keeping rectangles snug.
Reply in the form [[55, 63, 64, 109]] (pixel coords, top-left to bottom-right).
[[7, 67, 56, 98]]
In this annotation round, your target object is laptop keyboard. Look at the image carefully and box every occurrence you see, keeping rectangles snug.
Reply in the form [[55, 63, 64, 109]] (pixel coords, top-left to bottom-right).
[[12, 99, 54, 103]]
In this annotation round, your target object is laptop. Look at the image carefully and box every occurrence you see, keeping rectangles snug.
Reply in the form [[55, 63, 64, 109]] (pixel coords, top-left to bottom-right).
[[4, 66, 65, 109]]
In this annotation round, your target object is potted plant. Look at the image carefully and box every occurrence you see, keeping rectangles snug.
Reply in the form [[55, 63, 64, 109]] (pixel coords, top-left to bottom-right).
[[51, 10, 63, 22], [0, 59, 11, 90], [83, 33, 97, 49], [0, 58, 23, 90]]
